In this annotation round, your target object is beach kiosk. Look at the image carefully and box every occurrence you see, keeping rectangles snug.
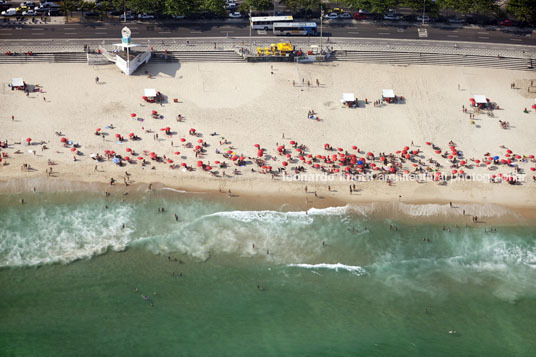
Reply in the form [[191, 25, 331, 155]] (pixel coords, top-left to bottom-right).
[[470, 95, 489, 108], [382, 89, 396, 103], [341, 93, 358, 108], [11, 78, 25, 90]]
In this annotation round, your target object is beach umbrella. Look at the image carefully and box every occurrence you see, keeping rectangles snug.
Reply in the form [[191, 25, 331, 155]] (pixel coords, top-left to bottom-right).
[[197, 139, 203, 143], [352, 145, 357, 150], [126, 148, 132, 152], [152, 110, 157, 115], [110, 151, 116, 155], [452, 169, 457, 174], [257, 150, 263, 157], [405, 154, 411, 159], [181, 163, 187, 167], [160, 128, 166, 131], [214, 160, 220, 164], [138, 156, 144, 160], [529, 155, 534, 159], [460, 160, 466, 165], [254, 144, 260, 148], [448, 155, 453, 159], [475, 159, 480, 164], [515, 155, 521, 159], [493, 156, 499, 160], [425, 142, 431, 145], [131, 113, 136, 117], [240, 156, 245, 161], [26, 138, 31, 143], [206, 166, 212, 171], [413, 150, 419, 155], [299, 156, 305, 161], [396, 150, 401, 154], [104, 150, 110, 154], [124, 157, 130, 161], [115, 134, 120, 138], [390, 167, 396, 173], [129, 133, 134, 137], [459, 170, 464, 174], [96, 128, 101, 132], [195, 145, 201, 150], [197, 161, 203, 167], [190, 128, 196, 132], [167, 159, 173, 164], [486, 161, 491, 165], [71, 147, 76, 152], [531, 167, 536, 171], [113, 158, 120, 164], [505, 154, 510, 158], [174, 151, 180, 155], [290, 140, 296, 145], [314, 164, 320, 168], [60, 137, 67, 143], [282, 161, 288, 166], [506, 149, 512, 154], [180, 138, 186, 142], [338, 148, 343, 152], [404, 146, 409, 151]]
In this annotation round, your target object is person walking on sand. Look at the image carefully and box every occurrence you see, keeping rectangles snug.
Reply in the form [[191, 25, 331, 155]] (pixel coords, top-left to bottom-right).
[[95, 76, 99, 84]]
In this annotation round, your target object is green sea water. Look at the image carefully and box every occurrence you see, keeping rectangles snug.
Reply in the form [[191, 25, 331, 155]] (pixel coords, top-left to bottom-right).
[[1, 190, 535, 356]]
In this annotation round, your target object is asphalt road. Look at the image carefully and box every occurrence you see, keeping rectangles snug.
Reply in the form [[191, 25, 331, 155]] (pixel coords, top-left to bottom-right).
[[0, 18, 535, 47]]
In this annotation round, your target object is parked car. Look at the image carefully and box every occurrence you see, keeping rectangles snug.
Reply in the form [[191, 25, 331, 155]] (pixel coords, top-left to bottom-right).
[[358, 9, 370, 15], [228, 11, 241, 18], [171, 14, 185, 19], [383, 13, 400, 20], [339, 12, 352, 19], [120, 13, 135, 20], [499, 19, 512, 26], [447, 17, 463, 24], [22, 9, 36, 16], [138, 13, 155, 20], [84, 11, 99, 17], [1, 8, 17, 16], [325, 12, 338, 19], [21, 1, 36, 7], [225, 2, 237, 10], [416, 15, 429, 22], [352, 13, 366, 20], [39, 2, 59, 8]]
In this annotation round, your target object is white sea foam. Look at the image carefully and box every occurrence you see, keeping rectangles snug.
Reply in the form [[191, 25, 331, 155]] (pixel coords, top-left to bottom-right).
[[288, 263, 367, 275], [398, 202, 513, 217], [0, 203, 137, 267]]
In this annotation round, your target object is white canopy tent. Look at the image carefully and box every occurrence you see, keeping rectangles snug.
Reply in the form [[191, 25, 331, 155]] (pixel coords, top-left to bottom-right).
[[341, 93, 355, 103], [11, 78, 24, 87], [473, 95, 488, 104], [382, 89, 395, 98], [144, 88, 157, 97]]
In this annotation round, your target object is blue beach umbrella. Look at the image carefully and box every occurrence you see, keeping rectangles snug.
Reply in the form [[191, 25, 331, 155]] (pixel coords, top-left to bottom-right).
[[113, 158, 120, 164], [493, 156, 499, 160], [357, 160, 364, 165]]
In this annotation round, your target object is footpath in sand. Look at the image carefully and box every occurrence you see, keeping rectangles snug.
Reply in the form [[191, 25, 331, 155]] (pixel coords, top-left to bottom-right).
[[1, 61, 536, 210]]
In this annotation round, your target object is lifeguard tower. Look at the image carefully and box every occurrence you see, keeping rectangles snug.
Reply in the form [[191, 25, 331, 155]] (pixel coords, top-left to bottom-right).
[[101, 27, 151, 75]]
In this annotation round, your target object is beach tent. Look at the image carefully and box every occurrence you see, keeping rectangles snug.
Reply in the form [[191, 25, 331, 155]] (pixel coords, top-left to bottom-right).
[[473, 95, 488, 104], [341, 93, 355, 103], [144, 88, 157, 98], [11, 78, 25, 89], [382, 89, 395, 99]]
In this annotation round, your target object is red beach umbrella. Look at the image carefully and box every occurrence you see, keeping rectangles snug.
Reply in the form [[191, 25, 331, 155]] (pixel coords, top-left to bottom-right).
[[352, 145, 357, 150], [254, 144, 260, 148], [459, 170, 464, 174], [180, 162, 187, 167], [26, 138, 31, 143], [282, 161, 288, 166], [530, 167, 536, 171], [129, 133, 134, 137], [214, 161, 220, 164], [197, 161, 203, 167], [460, 160, 466, 165], [60, 137, 67, 143], [96, 128, 101, 132], [206, 166, 212, 171], [152, 110, 157, 115], [338, 148, 343, 152], [124, 156, 130, 161], [425, 142, 431, 145], [137, 156, 144, 160], [70, 147, 76, 152], [126, 148, 132, 152], [452, 169, 457, 174], [257, 150, 264, 157], [180, 138, 186, 142], [286, 154, 291, 158], [130, 113, 136, 117], [197, 139, 203, 143], [404, 146, 409, 151], [195, 145, 201, 150], [115, 134, 121, 138], [104, 150, 110, 154], [507, 149, 512, 154], [174, 151, 180, 155], [290, 140, 296, 145], [167, 159, 173, 164]]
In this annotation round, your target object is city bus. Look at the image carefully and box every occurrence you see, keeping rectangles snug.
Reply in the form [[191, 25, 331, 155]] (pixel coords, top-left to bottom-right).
[[272, 22, 318, 36], [250, 15, 293, 30]]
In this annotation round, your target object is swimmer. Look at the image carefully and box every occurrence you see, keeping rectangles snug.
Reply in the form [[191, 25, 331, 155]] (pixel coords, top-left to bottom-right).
[[449, 330, 456, 334], [142, 295, 148, 300]]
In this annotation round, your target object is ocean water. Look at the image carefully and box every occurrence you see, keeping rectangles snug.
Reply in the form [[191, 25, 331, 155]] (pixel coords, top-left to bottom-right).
[[1, 191, 535, 356]]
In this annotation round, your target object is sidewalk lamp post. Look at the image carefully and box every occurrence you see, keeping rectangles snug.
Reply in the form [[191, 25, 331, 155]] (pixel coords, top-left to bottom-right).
[[422, 0, 426, 26], [248, 6, 252, 54], [320, 9, 324, 51]]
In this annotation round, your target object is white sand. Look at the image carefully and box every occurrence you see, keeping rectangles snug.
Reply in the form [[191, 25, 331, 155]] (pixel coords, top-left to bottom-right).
[[1, 61, 535, 208]]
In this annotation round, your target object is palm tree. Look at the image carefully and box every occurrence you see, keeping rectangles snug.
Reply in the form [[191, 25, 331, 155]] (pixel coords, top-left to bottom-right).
[[60, 0, 76, 22]]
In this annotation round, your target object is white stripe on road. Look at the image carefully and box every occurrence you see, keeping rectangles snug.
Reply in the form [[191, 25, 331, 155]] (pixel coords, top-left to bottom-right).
[[509, 38, 522, 41], [220, 31, 234, 33], [190, 31, 202, 33], [447, 35, 458, 37], [348, 31, 360, 34], [478, 36, 489, 39], [158, 31, 171, 34], [477, 31, 488, 34], [32, 33, 44, 35], [31, 28, 44, 30], [64, 32, 77, 35], [378, 32, 391, 35], [64, 27, 76, 30]]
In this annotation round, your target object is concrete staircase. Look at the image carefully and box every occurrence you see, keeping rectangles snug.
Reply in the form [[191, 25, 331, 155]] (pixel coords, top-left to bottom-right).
[[332, 50, 534, 71], [0, 52, 87, 64], [150, 50, 243, 63]]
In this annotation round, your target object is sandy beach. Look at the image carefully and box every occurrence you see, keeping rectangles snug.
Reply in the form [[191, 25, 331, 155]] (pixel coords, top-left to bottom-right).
[[1, 61, 536, 210]]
